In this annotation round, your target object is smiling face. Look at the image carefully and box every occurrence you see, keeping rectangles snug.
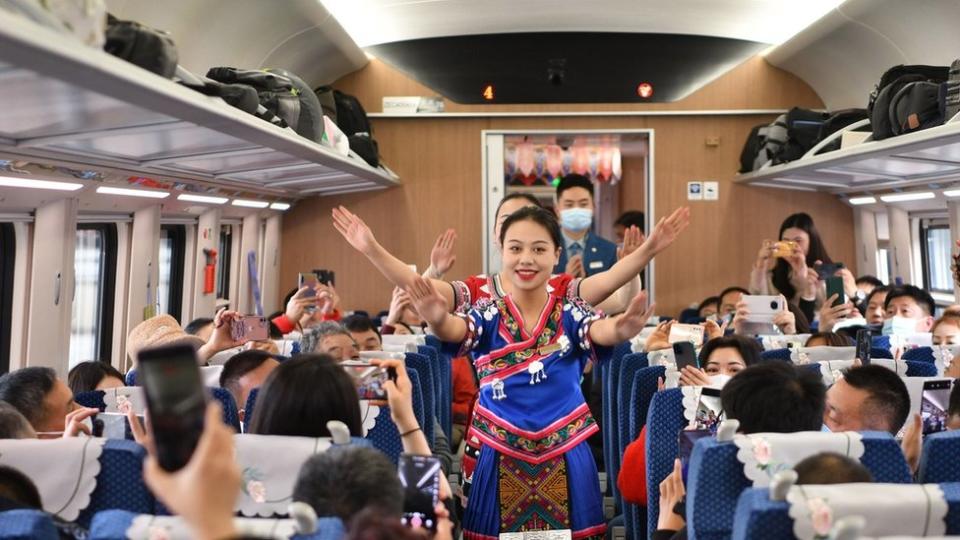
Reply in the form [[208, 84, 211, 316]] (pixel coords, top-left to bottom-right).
[[702, 347, 747, 377], [501, 218, 560, 292]]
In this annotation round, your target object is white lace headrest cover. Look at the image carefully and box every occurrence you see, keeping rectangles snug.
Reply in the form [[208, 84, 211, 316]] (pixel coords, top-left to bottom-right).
[[734, 431, 864, 487], [128, 515, 299, 539], [234, 434, 332, 517]]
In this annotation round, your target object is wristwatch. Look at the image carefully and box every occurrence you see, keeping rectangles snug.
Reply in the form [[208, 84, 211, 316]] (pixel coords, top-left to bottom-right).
[[854, 289, 867, 304]]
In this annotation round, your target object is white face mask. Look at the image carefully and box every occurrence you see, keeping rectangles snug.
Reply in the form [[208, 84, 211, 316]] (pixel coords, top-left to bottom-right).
[[708, 374, 732, 389], [559, 208, 593, 232], [882, 316, 916, 336]]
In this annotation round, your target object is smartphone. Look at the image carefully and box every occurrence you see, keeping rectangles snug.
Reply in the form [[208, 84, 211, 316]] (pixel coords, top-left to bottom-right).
[[669, 323, 705, 348], [921, 380, 953, 435], [673, 341, 699, 371], [137, 344, 207, 472], [299, 272, 319, 312], [742, 295, 785, 323], [677, 429, 714, 484], [816, 262, 845, 280], [772, 240, 797, 258], [826, 276, 846, 307], [694, 387, 724, 431], [230, 315, 269, 342], [342, 360, 398, 400], [399, 454, 441, 532], [855, 329, 871, 365], [313, 269, 336, 287]]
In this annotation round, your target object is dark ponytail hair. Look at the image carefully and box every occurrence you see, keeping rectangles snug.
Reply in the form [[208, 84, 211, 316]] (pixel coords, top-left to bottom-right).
[[495, 193, 542, 219], [772, 213, 832, 299], [499, 206, 564, 250]]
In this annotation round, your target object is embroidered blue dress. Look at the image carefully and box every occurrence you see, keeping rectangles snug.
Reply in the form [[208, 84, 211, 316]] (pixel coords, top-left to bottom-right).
[[454, 287, 606, 540]]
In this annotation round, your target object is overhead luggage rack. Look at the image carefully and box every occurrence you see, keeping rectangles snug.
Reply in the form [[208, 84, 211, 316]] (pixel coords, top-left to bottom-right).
[[0, 10, 398, 197], [735, 115, 960, 194]]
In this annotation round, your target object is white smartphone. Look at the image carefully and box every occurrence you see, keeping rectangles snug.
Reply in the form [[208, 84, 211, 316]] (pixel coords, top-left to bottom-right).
[[742, 295, 785, 323]]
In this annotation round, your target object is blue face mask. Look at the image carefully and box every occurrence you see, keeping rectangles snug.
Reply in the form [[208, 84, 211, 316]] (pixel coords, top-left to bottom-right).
[[559, 208, 593, 232], [882, 316, 916, 336]]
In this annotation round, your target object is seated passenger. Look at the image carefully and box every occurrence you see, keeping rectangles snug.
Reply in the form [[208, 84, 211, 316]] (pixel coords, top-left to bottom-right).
[[697, 296, 719, 319], [863, 286, 890, 325], [293, 446, 402, 523], [67, 361, 125, 394], [932, 314, 960, 346], [342, 314, 382, 352], [793, 452, 874, 484], [614, 210, 646, 240], [823, 365, 909, 435], [299, 322, 359, 362], [126, 311, 248, 366], [618, 335, 764, 505], [721, 361, 826, 434], [732, 296, 809, 335], [0, 367, 98, 438], [805, 332, 851, 347], [884, 285, 936, 333], [248, 354, 362, 438], [717, 286, 749, 321], [218, 350, 281, 422], [0, 402, 36, 439], [184, 317, 215, 341], [855, 276, 884, 304]]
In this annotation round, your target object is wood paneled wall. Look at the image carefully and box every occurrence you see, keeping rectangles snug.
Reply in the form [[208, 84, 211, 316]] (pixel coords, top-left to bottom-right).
[[280, 57, 856, 316]]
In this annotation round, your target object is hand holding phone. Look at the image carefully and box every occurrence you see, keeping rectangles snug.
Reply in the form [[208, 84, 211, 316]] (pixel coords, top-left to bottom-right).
[[399, 454, 441, 532], [299, 272, 319, 313], [772, 241, 798, 258], [230, 315, 269, 342], [825, 276, 846, 307], [137, 344, 208, 472], [673, 341, 699, 371], [342, 361, 398, 401], [669, 323, 705, 348]]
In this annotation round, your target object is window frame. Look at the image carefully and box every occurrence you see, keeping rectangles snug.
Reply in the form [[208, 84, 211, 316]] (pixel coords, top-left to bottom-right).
[[0, 223, 15, 373], [919, 221, 953, 294], [159, 224, 186, 322], [74, 223, 118, 365]]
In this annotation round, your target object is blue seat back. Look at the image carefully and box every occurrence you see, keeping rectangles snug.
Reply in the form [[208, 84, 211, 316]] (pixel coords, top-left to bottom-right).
[[418, 344, 451, 440], [903, 346, 936, 363], [919, 430, 960, 483], [89, 509, 346, 540], [124, 369, 137, 386], [0, 510, 57, 540], [905, 359, 937, 377], [760, 348, 792, 362], [602, 341, 632, 502], [732, 482, 960, 540], [74, 390, 107, 411], [209, 387, 241, 431], [644, 388, 687, 539], [404, 352, 435, 446], [243, 387, 260, 433], [364, 369, 425, 463], [687, 432, 912, 540], [624, 366, 664, 540], [616, 353, 648, 526], [76, 439, 156, 528]]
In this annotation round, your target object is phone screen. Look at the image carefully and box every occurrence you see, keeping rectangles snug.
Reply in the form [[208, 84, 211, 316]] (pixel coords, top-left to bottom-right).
[[694, 387, 724, 432], [342, 362, 395, 401], [673, 341, 699, 371], [826, 276, 845, 307], [137, 344, 207, 472], [678, 429, 714, 484], [921, 380, 953, 435], [399, 454, 440, 532], [231, 315, 269, 342], [855, 329, 871, 365]]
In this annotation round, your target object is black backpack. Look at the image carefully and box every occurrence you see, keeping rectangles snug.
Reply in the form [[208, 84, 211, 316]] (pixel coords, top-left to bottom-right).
[[772, 107, 830, 165], [206, 67, 301, 133], [349, 134, 379, 168], [868, 64, 949, 140], [890, 81, 944, 137], [945, 59, 960, 122], [333, 90, 372, 136], [265, 68, 325, 143], [104, 14, 178, 78], [812, 108, 869, 155], [739, 124, 767, 173], [314, 86, 338, 125]]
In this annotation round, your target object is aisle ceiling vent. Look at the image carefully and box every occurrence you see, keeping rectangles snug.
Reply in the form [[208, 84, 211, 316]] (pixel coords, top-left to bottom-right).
[[321, 0, 847, 104]]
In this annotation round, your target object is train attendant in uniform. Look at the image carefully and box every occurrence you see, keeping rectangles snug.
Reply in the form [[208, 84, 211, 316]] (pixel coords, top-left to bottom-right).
[[553, 174, 619, 278], [404, 206, 656, 539]]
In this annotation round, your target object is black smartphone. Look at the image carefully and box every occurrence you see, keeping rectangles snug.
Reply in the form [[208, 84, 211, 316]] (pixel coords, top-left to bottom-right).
[[678, 429, 714, 484], [137, 344, 207, 472], [855, 329, 871, 365], [695, 387, 724, 432], [673, 341, 699, 371], [816, 262, 844, 280], [826, 276, 845, 307], [921, 380, 953, 435], [399, 454, 441, 532], [313, 268, 336, 287]]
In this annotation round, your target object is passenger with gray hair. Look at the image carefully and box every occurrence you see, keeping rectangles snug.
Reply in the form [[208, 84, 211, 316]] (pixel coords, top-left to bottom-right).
[[299, 321, 358, 361], [0, 367, 98, 438], [0, 401, 36, 439]]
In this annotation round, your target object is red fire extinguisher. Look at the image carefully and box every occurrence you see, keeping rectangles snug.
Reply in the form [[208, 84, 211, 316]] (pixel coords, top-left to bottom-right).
[[203, 248, 217, 295]]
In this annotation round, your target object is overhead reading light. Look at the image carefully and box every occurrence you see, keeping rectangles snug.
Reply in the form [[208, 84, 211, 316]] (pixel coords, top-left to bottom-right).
[[232, 199, 270, 209], [0, 176, 84, 191], [177, 194, 228, 205], [270, 202, 291, 211], [96, 186, 169, 199], [848, 196, 877, 205], [879, 192, 936, 203], [944, 190, 960, 198]]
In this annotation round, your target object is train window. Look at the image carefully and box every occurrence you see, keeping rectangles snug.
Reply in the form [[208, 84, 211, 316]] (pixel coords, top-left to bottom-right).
[[0, 224, 15, 373], [876, 246, 891, 285], [159, 225, 186, 322], [69, 224, 117, 366], [217, 225, 233, 300], [920, 223, 953, 293]]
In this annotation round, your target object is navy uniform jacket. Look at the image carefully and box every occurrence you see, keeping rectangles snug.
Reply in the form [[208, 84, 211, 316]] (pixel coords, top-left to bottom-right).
[[553, 232, 619, 277]]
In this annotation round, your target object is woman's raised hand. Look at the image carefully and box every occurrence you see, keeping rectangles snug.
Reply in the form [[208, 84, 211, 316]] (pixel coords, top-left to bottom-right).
[[755, 240, 776, 270], [405, 276, 449, 327], [617, 225, 645, 260], [613, 291, 656, 342], [331, 206, 378, 255], [642, 207, 690, 256], [429, 228, 458, 276]]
